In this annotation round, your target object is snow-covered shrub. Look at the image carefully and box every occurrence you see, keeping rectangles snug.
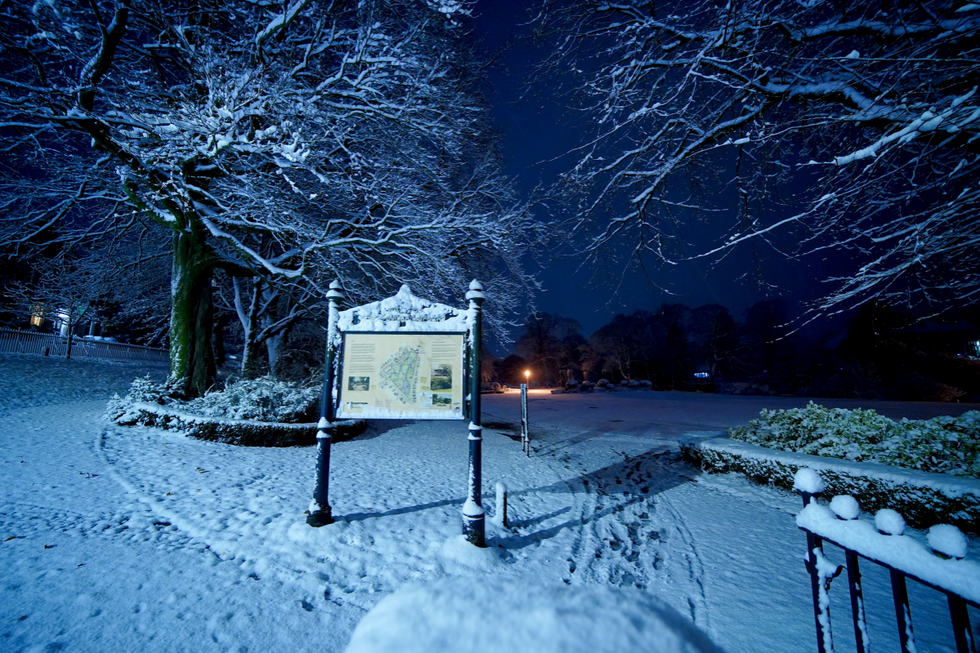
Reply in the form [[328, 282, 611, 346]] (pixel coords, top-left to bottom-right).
[[183, 376, 318, 423], [104, 375, 179, 423], [729, 402, 980, 479], [107, 375, 318, 424], [104, 374, 364, 446]]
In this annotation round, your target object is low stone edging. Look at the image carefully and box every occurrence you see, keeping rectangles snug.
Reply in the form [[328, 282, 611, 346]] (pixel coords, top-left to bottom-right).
[[681, 437, 980, 534], [115, 401, 365, 447]]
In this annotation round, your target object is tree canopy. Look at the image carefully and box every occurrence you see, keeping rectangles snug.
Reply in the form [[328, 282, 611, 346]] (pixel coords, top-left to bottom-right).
[[0, 0, 538, 395], [537, 0, 979, 318]]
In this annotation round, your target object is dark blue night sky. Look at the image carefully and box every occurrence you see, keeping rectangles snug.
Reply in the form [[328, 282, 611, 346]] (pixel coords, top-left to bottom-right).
[[467, 2, 838, 338]]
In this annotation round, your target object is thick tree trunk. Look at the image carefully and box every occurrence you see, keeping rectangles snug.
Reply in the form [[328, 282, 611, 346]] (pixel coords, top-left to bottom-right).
[[169, 229, 216, 397], [241, 335, 263, 379], [213, 313, 226, 367], [65, 314, 73, 360], [264, 320, 285, 377]]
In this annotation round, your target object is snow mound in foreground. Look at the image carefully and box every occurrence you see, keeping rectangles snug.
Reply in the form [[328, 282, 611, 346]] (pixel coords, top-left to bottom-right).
[[344, 577, 723, 653]]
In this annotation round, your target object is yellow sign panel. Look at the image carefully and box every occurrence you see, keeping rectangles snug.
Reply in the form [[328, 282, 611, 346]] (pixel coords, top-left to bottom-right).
[[336, 332, 465, 420]]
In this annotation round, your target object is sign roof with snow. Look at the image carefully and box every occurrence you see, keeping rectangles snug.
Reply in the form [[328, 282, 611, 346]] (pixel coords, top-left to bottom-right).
[[337, 284, 470, 334]]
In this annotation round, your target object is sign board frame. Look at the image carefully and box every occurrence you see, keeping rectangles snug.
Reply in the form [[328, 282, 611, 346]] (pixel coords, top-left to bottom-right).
[[335, 331, 467, 420], [308, 281, 487, 547]]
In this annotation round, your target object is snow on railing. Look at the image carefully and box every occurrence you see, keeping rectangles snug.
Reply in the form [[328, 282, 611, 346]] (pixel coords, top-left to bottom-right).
[[794, 468, 978, 653], [0, 328, 168, 363]]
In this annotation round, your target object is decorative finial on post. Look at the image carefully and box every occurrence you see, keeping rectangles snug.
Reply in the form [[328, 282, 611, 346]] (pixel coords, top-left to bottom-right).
[[308, 279, 344, 527], [463, 279, 486, 547]]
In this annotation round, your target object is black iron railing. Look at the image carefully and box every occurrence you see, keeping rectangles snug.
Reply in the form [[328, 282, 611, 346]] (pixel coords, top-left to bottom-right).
[[0, 328, 168, 362], [795, 469, 978, 653]]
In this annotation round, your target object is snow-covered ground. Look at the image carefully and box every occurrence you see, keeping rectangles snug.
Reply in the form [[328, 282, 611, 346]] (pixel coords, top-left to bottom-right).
[[2, 354, 978, 652]]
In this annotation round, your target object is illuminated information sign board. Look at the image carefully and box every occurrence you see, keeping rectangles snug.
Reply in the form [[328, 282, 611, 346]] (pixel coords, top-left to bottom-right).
[[335, 332, 465, 420]]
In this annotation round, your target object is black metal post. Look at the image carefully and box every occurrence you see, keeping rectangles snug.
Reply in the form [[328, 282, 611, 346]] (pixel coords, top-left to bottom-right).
[[844, 548, 870, 653], [890, 569, 916, 653], [308, 280, 343, 527], [520, 382, 529, 456], [801, 491, 833, 653], [463, 280, 486, 547], [947, 593, 975, 653]]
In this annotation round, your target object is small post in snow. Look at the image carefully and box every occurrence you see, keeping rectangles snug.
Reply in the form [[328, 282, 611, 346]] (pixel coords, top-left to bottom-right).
[[308, 280, 343, 527], [495, 481, 508, 529], [520, 369, 530, 456], [463, 280, 486, 547]]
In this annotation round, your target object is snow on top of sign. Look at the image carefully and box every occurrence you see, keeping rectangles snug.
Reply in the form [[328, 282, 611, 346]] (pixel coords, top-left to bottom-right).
[[338, 285, 471, 333]]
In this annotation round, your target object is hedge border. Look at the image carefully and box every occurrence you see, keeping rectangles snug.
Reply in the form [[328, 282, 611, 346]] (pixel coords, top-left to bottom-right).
[[681, 437, 980, 534], [114, 402, 366, 447]]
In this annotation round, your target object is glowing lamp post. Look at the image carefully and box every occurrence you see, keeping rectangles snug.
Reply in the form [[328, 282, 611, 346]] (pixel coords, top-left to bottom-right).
[[520, 370, 530, 456]]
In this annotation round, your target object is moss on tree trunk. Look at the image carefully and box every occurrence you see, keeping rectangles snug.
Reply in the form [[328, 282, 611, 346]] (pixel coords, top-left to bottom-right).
[[169, 229, 216, 397]]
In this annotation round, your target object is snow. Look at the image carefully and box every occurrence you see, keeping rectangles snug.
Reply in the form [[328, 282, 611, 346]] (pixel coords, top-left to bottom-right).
[[2, 355, 979, 652], [927, 524, 968, 559], [695, 435, 980, 501], [345, 577, 723, 653], [797, 503, 980, 604], [875, 508, 906, 536], [337, 284, 470, 334], [793, 467, 826, 495], [830, 494, 860, 520]]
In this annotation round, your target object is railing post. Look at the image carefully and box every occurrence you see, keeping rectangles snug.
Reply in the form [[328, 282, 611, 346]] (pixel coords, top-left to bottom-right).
[[830, 495, 870, 653], [947, 594, 975, 653], [843, 548, 870, 653], [889, 569, 916, 653], [874, 509, 917, 653], [797, 468, 834, 653], [463, 280, 486, 547], [308, 280, 343, 527]]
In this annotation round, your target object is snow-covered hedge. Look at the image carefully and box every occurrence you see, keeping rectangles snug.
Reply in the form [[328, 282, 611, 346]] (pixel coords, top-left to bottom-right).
[[105, 375, 364, 446], [681, 437, 980, 533], [728, 402, 980, 479]]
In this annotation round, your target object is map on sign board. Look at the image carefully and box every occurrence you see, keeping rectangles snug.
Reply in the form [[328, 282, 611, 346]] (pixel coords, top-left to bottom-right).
[[336, 333, 465, 420]]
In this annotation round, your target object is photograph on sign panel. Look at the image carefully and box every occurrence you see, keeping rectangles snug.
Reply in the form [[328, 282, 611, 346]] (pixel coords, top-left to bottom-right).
[[431, 364, 452, 391], [348, 376, 370, 392]]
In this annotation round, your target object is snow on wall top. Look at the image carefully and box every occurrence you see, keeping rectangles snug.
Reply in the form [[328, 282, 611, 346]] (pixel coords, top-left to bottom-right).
[[695, 437, 980, 499], [337, 284, 471, 334]]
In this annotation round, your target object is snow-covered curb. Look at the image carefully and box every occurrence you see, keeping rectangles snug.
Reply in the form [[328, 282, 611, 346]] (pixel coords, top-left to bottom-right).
[[681, 437, 980, 533], [112, 401, 365, 447]]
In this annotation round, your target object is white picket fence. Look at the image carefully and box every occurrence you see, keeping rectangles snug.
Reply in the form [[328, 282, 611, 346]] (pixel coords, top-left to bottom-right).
[[0, 328, 168, 363]]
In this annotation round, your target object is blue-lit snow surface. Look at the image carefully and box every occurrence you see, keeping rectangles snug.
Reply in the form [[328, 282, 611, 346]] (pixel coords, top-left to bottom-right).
[[1, 353, 978, 652]]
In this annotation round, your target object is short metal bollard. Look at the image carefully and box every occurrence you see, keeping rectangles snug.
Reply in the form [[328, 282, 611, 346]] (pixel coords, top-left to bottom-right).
[[495, 481, 508, 529], [520, 382, 529, 456]]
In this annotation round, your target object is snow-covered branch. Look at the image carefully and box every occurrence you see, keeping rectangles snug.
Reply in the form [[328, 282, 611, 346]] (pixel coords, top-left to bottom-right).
[[538, 0, 980, 314]]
